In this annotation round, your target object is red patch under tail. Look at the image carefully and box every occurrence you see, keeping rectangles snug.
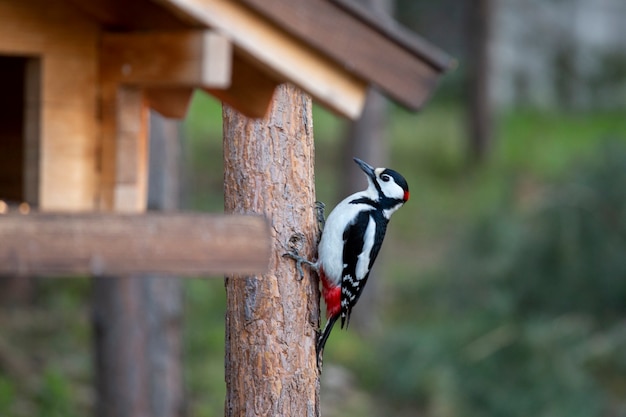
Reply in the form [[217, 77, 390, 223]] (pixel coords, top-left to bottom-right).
[[320, 268, 341, 318]]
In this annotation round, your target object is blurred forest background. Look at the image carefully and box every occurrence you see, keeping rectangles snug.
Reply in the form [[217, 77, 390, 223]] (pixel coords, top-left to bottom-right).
[[2, 0, 626, 416]]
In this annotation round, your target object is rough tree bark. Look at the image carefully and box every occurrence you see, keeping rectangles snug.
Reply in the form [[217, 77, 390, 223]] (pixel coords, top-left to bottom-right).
[[223, 84, 320, 417], [93, 113, 184, 417]]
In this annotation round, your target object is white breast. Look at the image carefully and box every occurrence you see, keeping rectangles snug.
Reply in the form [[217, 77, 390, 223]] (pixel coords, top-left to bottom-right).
[[317, 191, 375, 286]]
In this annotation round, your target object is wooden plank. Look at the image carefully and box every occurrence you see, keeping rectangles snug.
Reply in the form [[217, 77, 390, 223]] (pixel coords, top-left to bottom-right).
[[43, 56, 98, 107], [38, 104, 98, 211], [0, 213, 270, 276], [114, 86, 149, 212], [97, 82, 149, 212], [101, 30, 232, 88], [236, 0, 450, 110], [0, 0, 101, 212], [39, 66, 99, 212], [155, 0, 368, 119]]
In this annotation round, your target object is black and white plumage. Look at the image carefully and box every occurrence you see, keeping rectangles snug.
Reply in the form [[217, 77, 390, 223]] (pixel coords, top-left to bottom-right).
[[285, 158, 409, 364]]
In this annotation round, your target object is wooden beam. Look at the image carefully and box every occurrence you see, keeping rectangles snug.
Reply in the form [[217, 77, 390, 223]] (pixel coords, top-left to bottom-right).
[[155, 0, 368, 119], [0, 213, 270, 276], [101, 30, 232, 89]]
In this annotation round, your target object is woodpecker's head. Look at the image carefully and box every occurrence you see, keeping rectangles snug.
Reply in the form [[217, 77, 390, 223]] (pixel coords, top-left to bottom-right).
[[354, 158, 409, 205]]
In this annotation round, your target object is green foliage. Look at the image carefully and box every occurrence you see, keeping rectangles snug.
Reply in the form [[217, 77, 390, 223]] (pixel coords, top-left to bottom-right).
[[4, 101, 625, 417], [182, 91, 225, 211], [183, 279, 228, 417], [0, 376, 14, 415], [37, 368, 79, 417], [373, 140, 626, 416]]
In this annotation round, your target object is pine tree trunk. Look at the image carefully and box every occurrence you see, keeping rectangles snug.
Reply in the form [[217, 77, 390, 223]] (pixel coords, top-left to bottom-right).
[[223, 83, 320, 417]]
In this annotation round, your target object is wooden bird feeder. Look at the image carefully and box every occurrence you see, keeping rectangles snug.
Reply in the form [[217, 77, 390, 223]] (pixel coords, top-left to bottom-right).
[[0, 0, 453, 277], [0, 0, 454, 414]]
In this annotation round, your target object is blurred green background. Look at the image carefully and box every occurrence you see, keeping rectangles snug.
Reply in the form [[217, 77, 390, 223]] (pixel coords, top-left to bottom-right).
[[2, 0, 626, 415], [4, 94, 625, 416]]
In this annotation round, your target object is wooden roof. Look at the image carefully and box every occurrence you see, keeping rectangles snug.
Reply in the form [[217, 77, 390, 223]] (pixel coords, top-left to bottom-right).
[[73, 0, 455, 118], [237, 0, 455, 109]]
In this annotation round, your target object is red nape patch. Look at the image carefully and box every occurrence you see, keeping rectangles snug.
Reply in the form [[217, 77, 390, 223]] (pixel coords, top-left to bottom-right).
[[320, 271, 341, 317], [404, 191, 410, 202]]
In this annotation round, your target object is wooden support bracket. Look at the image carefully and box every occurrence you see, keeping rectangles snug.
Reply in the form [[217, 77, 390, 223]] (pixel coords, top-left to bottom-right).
[[144, 87, 195, 119], [101, 30, 232, 88], [0, 213, 270, 276], [205, 53, 279, 119], [99, 30, 230, 210], [101, 30, 233, 118]]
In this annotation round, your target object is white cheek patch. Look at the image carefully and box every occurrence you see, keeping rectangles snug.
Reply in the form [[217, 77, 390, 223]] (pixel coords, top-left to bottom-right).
[[380, 180, 405, 200]]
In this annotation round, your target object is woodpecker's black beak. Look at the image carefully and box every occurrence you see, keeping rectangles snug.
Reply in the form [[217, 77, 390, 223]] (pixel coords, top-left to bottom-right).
[[353, 158, 376, 180]]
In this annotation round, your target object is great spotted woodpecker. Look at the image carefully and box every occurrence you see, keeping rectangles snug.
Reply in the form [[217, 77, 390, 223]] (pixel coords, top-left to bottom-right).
[[285, 158, 409, 365]]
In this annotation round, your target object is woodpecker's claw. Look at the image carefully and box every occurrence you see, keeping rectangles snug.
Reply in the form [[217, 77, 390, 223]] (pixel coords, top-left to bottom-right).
[[282, 251, 316, 280], [283, 233, 317, 280], [282, 251, 305, 280]]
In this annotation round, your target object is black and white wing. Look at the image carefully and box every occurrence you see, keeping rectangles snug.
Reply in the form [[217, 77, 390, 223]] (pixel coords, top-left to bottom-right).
[[340, 210, 388, 328]]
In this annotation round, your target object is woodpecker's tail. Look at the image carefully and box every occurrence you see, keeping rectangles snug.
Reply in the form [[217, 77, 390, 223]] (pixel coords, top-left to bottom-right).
[[317, 315, 339, 368]]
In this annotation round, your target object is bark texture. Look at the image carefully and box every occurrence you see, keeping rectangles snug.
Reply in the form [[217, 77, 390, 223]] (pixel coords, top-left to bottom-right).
[[223, 83, 320, 417]]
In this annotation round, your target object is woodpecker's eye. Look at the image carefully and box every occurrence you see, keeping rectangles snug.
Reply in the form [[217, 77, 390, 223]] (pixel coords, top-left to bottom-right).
[[381, 174, 390, 182]]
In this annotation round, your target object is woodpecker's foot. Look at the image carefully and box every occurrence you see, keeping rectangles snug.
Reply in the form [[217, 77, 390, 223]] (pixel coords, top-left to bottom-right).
[[283, 233, 317, 280], [283, 251, 317, 280], [315, 201, 326, 236]]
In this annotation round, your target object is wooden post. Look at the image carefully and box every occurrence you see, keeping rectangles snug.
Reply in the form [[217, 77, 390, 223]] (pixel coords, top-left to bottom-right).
[[95, 114, 184, 417], [223, 84, 320, 416]]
